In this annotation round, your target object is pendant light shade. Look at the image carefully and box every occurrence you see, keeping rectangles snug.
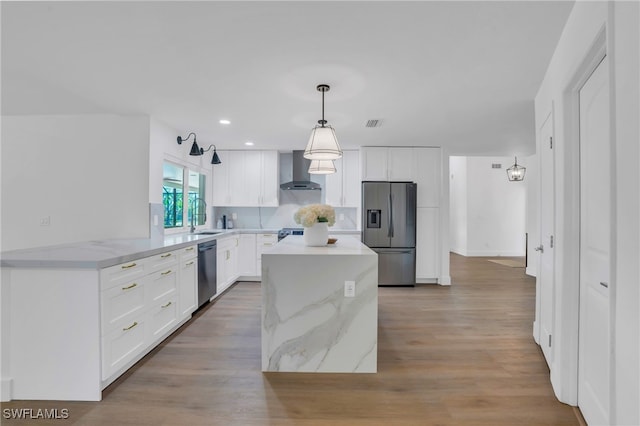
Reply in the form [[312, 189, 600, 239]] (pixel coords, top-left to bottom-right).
[[304, 84, 342, 160], [506, 157, 526, 181], [308, 159, 336, 174], [305, 126, 341, 160]]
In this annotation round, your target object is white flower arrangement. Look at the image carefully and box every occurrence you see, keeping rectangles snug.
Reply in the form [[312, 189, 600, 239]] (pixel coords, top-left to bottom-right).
[[294, 204, 336, 228]]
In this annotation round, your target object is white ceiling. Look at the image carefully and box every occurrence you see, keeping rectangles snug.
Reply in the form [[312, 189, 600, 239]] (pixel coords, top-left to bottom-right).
[[2, 1, 574, 156]]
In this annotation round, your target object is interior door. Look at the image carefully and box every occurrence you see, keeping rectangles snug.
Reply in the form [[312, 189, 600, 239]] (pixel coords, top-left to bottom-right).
[[538, 111, 555, 367], [578, 55, 610, 426]]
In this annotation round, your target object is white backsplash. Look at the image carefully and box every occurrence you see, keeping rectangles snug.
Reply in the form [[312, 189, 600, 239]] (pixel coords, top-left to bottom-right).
[[213, 190, 359, 230]]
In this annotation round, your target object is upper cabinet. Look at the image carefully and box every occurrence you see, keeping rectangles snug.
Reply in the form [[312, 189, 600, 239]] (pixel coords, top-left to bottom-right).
[[325, 150, 360, 207], [360, 147, 415, 181], [361, 147, 441, 207], [212, 150, 279, 207]]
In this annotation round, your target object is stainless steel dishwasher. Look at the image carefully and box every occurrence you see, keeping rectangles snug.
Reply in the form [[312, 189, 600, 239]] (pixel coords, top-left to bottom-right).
[[197, 240, 217, 307]]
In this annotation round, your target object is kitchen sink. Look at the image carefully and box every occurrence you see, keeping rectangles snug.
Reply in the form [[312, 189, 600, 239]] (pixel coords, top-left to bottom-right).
[[197, 231, 223, 235]]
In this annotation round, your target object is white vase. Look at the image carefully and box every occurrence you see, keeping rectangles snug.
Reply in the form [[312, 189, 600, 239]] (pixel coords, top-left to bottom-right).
[[304, 222, 329, 246]]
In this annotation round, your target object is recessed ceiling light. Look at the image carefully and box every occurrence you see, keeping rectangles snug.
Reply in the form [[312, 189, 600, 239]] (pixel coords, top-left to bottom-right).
[[219, 119, 230, 125], [245, 141, 254, 146]]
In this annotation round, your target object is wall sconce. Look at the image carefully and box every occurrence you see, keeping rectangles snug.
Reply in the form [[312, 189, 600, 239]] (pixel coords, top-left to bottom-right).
[[177, 133, 221, 164], [506, 157, 526, 181], [202, 145, 222, 165]]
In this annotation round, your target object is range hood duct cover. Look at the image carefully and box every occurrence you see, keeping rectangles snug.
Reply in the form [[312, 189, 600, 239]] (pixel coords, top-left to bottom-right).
[[280, 151, 322, 190]]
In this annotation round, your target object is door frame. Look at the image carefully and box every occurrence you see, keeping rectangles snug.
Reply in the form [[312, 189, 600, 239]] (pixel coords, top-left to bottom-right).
[[554, 26, 612, 407]]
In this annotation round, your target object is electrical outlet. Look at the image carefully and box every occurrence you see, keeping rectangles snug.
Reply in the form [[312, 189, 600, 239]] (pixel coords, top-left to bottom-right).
[[153, 215, 159, 226], [344, 281, 355, 297], [232, 212, 238, 220], [339, 213, 345, 221], [40, 216, 50, 226]]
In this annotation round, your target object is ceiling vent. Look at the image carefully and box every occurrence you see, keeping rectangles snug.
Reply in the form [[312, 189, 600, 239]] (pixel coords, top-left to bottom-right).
[[365, 119, 383, 128]]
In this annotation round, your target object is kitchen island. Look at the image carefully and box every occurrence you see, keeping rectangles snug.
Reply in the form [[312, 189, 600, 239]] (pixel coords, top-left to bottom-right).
[[261, 235, 378, 373]]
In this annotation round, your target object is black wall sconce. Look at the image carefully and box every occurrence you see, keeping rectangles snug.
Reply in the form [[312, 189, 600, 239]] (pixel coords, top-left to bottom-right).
[[177, 132, 222, 164]]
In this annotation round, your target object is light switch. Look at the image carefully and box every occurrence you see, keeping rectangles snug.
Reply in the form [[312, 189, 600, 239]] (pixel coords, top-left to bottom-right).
[[344, 281, 355, 297]]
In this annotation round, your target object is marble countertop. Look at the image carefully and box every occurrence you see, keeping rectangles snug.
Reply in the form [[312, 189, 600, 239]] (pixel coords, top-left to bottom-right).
[[265, 235, 374, 256], [0, 228, 362, 269]]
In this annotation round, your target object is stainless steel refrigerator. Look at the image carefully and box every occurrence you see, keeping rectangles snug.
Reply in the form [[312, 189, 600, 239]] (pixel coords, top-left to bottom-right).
[[362, 181, 417, 286]]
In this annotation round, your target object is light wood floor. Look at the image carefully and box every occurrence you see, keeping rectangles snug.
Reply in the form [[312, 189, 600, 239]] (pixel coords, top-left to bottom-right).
[[2, 254, 580, 425]]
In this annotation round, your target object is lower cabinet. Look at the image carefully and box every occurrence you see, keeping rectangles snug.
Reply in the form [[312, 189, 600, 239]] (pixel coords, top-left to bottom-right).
[[100, 245, 197, 384], [238, 234, 257, 277], [216, 235, 239, 294], [256, 233, 278, 279]]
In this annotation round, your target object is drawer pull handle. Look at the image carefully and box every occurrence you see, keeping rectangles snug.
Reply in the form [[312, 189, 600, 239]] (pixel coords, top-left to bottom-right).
[[600, 282, 609, 288], [121, 262, 137, 269], [161, 270, 172, 275], [185, 247, 195, 251], [161, 253, 172, 258], [186, 261, 195, 266], [122, 283, 138, 290], [123, 321, 138, 331], [161, 301, 172, 308]]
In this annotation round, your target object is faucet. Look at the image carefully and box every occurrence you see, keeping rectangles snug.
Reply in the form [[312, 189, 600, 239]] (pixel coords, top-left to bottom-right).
[[189, 197, 207, 233]]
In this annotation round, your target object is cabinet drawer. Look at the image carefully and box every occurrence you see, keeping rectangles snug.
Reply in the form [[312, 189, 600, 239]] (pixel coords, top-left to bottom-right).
[[100, 258, 146, 290], [147, 250, 178, 271], [101, 278, 147, 335], [179, 245, 198, 260], [147, 295, 179, 344], [148, 267, 177, 304], [102, 315, 147, 380]]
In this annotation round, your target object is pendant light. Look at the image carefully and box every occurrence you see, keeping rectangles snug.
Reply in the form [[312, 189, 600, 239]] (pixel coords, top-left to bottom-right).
[[506, 157, 526, 181], [202, 145, 222, 165], [308, 159, 336, 174], [304, 84, 342, 160]]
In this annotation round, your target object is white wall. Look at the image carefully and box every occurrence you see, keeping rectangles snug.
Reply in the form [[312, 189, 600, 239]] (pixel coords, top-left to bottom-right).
[[1, 115, 150, 251], [449, 156, 527, 257], [534, 1, 639, 423]]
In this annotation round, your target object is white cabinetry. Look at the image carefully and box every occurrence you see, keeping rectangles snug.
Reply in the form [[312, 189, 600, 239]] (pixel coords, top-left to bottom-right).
[[100, 247, 196, 381], [361, 146, 443, 283], [256, 232, 278, 278], [325, 150, 360, 207], [238, 233, 257, 277], [216, 235, 239, 294], [361, 147, 416, 181], [212, 150, 279, 207], [178, 246, 198, 319], [416, 208, 440, 279]]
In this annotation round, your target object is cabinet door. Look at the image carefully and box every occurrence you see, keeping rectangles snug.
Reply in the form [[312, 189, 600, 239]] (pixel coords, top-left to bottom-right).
[[244, 151, 262, 206], [212, 151, 231, 206], [216, 246, 227, 293], [228, 237, 239, 282], [261, 151, 279, 206], [178, 255, 197, 319], [416, 207, 439, 279], [325, 157, 344, 206], [388, 148, 416, 181], [361, 147, 389, 181], [238, 234, 257, 276], [227, 151, 247, 206], [342, 150, 361, 207], [415, 148, 441, 207]]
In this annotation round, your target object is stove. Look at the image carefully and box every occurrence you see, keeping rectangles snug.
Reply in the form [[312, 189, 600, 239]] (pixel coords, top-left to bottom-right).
[[277, 227, 304, 241]]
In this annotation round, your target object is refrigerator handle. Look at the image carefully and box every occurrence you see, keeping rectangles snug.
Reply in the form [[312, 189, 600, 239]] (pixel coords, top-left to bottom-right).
[[388, 192, 394, 238]]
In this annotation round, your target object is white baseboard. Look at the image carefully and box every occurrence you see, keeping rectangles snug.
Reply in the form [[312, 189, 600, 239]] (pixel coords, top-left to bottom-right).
[[532, 320, 540, 345], [525, 266, 537, 277], [416, 278, 438, 284], [439, 275, 451, 286], [237, 276, 260, 282], [1, 377, 12, 402]]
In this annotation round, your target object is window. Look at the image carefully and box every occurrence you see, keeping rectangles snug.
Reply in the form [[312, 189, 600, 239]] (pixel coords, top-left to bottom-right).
[[163, 162, 207, 230]]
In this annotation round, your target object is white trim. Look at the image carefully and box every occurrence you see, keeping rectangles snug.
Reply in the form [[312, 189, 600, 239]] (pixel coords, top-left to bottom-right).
[[555, 24, 608, 406], [463, 251, 526, 257]]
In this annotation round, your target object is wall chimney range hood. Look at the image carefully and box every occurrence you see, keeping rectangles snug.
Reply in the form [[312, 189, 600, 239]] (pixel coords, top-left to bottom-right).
[[280, 151, 321, 190]]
